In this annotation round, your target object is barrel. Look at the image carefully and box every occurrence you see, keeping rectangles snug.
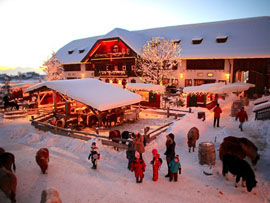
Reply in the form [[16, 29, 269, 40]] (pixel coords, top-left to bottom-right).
[[198, 142, 216, 166]]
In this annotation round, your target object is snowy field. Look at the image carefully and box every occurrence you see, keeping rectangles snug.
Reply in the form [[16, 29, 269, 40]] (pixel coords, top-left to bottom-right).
[[0, 94, 270, 203]]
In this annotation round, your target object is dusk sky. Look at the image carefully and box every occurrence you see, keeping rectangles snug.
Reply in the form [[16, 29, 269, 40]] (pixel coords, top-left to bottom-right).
[[0, 0, 269, 75]]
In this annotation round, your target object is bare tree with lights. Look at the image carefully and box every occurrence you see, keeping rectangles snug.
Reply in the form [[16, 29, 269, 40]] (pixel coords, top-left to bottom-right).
[[42, 52, 64, 81], [135, 37, 181, 85]]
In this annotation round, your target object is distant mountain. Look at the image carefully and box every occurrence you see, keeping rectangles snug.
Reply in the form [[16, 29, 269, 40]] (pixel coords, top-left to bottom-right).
[[0, 67, 45, 75]]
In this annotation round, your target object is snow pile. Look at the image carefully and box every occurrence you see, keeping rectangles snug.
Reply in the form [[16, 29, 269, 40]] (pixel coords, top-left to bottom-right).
[[0, 93, 270, 202]]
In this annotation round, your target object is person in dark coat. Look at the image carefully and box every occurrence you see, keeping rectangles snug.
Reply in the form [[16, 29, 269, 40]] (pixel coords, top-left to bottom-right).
[[126, 142, 135, 170], [236, 107, 248, 131], [213, 103, 222, 127], [131, 152, 146, 183], [88, 142, 100, 169], [164, 133, 176, 177], [169, 155, 181, 182]]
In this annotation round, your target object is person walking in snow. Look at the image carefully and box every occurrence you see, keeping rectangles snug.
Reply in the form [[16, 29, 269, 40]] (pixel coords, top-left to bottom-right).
[[88, 142, 100, 169], [213, 103, 222, 128], [169, 155, 181, 182], [126, 142, 135, 170], [131, 151, 146, 183], [235, 107, 248, 131], [164, 133, 175, 177], [150, 149, 162, 181]]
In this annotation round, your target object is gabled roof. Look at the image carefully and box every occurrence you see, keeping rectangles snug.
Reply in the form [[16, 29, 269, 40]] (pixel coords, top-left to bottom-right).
[[56, 16, 270, 63], [25, 78, 141, 111]]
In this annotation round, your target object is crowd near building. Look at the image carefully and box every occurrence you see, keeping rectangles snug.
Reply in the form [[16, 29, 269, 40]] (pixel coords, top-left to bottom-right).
[[56, 16, 270, 97]]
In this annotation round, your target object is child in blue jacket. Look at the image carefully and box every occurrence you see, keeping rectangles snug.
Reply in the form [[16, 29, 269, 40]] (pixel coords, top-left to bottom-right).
[[169, 155, 181, 182]]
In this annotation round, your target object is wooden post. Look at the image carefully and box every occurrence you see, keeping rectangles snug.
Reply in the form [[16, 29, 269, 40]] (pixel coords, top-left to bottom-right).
[[167, 107, 170, 118], [65, 101, 70, 127], [53, 90, 57, 114]]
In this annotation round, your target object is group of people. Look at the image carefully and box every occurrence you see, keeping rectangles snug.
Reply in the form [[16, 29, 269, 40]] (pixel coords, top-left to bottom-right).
[[88, 132, 182, 183], [213, 103, 248, 131]]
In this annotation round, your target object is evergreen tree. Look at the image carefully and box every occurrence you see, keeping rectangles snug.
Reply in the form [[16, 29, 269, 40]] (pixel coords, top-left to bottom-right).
[[42, 52, 64, 81]]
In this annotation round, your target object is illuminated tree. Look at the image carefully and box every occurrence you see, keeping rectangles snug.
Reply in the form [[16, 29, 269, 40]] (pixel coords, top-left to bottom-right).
[[42, 52, 64, 81], [135, 37, 181, 85]]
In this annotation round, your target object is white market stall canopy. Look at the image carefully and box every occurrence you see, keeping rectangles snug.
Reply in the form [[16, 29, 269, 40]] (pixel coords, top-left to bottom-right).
[[213, 82, 255, 94], [126, 83, 165, 92], [25, 78, 142, 111], [183, 83, 225, 94]]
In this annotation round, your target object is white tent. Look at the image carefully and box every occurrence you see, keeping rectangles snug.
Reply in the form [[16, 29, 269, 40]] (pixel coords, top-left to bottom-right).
[[126, 83, 165, 92], [25, 78, 141, 111], [183, 83, 225, 94], [213, 82, 255, 94]]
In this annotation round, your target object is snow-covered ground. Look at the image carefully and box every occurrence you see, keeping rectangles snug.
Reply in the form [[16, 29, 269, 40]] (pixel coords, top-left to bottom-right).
[[0, 94, 270, 203]]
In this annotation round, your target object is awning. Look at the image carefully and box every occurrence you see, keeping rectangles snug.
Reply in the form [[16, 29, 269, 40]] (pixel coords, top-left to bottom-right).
[[213, 82, 255, 94]]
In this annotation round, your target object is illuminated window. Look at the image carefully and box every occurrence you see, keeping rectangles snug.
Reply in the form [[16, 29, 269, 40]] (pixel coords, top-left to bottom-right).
[[207, 73, 214, 77], [192, 38, 203, 45], [122, 65, 126, 71], [114, 66, 118, 71], [185, 79, 192, 87], [131, 65, 136, 71]]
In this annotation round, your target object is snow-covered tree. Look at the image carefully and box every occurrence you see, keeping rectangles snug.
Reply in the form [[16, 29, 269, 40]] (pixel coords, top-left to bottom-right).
[[42, 52, 64, 81], [135, 37, 181, 85]]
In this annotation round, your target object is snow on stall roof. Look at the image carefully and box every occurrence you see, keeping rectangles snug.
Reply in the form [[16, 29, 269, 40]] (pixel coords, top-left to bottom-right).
[[213, 82, 255, 94], [254, 95, 270, 105], [183, 82, 225, 93], [56, 17, 270, 63], [253, 101, 270, 112], [25, 78, 141, 111], [126, 83, 165, 92]]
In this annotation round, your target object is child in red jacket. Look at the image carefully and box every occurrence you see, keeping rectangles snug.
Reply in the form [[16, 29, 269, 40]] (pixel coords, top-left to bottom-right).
[[131, 151, 146, 183], [150, 149, 162, 181]]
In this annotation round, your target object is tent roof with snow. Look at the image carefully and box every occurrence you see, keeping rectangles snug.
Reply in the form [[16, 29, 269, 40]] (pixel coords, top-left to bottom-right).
[[126, 83, 165, 92], [56, 16, 270, 63], [183, 83, 225, 94], [25, 78, 141, 111], [213, 82, 255, 94]]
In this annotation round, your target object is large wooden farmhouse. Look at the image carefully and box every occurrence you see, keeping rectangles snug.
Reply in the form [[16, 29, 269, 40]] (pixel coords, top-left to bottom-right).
[[56, 16, 270, 97]]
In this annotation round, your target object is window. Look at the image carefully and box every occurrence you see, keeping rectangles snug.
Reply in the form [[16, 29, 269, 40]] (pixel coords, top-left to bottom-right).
[[131, 65, 136, 71], [79, 49, 85, 53], [192, 38, 203, 45], [68, 50, 74, 54], [114, 65, 118, 71], [63, 64, 81, 71], [131, 79, 136, 83], [105, 78, 110, 83], [187, 59, 224, 70], [216, 36, 228, 43], [85, 64, 94, 71], [185, 79, 192, 87], [173, 40, 181, 45], [122, 65, 126, 71]]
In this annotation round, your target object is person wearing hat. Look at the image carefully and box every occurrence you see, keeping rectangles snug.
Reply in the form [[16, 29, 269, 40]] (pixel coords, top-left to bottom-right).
[[131, 151, 146, 183], [164, 133, 176, 177], [88, 142, 100, 169], [126, 142, 135, 170], [169, 155, 181, 182], [133, 131, 145, 158], [235, 106, 248, 131], [150, 149, 162, 181]]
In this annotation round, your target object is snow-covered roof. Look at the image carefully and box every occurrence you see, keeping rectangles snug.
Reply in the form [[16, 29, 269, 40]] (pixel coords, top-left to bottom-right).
[[253, 101, 270, 112], [56, 16, 270, 63], [126, 83, 165, 92], [213, 82, 255, 93], [25, 79, 141, 111], [183, 83, 225, 93], [254, 95, 270, 105]]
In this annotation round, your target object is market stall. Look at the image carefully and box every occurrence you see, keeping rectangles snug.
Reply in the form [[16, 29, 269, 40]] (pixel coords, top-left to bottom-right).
[[183, 83, 225, 109], [126, 83, 165, 108]]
